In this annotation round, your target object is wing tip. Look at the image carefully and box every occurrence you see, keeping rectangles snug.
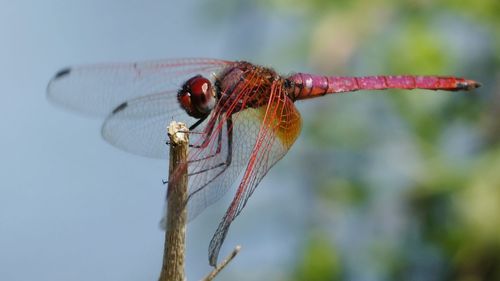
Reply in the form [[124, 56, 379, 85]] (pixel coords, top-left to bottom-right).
[[47, 67, 72, 97], [111, 101, 128, 114], [54, 67, 72, 79]]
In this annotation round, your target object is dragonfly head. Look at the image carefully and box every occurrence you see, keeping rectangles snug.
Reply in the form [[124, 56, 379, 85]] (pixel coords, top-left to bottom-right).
[[177, 75, 216, 119]]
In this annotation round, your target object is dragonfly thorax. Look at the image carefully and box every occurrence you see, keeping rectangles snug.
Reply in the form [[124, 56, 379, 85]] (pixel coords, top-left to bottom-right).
[[215, 61, 280, 112], [177, 75, 216, 119]]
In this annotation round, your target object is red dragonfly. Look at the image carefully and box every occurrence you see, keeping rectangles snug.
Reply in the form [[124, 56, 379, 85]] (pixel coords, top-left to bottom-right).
[[47, 58, 480, 265]]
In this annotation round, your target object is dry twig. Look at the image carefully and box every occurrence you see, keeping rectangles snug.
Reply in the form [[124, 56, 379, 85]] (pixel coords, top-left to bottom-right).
[[159, 121, 189, 281], [201, 245, 242, 281]]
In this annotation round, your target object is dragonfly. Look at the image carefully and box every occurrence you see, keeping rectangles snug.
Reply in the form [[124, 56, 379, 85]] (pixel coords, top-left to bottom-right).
[[47, 58, 480, 266]]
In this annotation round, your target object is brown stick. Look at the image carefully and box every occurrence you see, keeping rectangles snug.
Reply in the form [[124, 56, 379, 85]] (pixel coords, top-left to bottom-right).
[[159, 121, 189, 281]]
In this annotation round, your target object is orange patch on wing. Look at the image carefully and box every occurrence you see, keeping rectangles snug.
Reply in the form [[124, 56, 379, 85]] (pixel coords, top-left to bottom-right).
[[258, 100, 302, 149]]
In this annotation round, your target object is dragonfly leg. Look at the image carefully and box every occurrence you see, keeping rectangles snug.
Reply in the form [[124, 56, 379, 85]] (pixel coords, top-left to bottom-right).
[[189, 115, 209, 131], [188, 115, 232, 170], [163, 115, 230, 185], [187, 122, 218, 150], [187, 117, 225, 164], [165, 115, 209, 146], [186, 117, 233, 200]]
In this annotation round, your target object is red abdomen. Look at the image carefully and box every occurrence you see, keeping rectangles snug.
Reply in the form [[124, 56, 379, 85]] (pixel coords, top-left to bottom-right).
[[288, 73, 480, 101]]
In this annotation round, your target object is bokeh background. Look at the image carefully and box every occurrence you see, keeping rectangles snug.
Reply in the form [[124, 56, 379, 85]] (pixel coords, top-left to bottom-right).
[[1, 0, 498, 280]]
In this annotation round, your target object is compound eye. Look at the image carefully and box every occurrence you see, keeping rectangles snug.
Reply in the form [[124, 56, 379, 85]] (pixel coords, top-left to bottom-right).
[[177, 75, 215, 119], [189, 76, 211, 101]]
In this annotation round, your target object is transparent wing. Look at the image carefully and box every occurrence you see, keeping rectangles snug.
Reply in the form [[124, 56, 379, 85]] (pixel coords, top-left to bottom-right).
[[184, 107, 263, 220], [47, 58, 232, 117], [207, 82, 302, 266], [101, 91, 202, 158]]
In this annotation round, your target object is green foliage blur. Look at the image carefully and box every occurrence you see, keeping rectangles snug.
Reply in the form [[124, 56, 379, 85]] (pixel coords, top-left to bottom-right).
[[201, 0, 499, 280]]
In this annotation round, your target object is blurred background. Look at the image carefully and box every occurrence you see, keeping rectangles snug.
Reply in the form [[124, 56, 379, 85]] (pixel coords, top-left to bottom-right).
[[1, 0, 498, 280]]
